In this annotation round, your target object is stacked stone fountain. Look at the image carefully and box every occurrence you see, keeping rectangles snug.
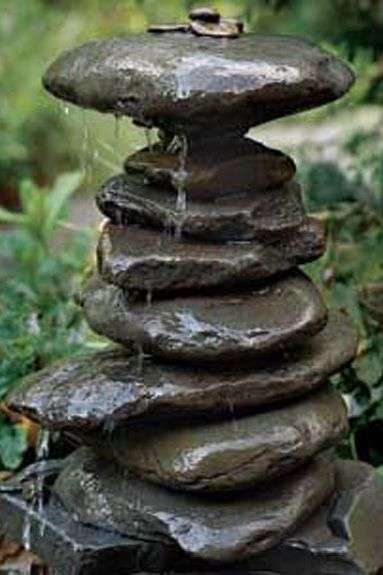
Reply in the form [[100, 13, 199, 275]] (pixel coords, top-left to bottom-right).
[[3, 8, 383, 575]]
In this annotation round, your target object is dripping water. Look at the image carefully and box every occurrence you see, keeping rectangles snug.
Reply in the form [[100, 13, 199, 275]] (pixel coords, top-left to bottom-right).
[[103, 416, 117, 437], [22, 429, 51, 549], [61, 102, 70, 116], [227, 397, 239, 433], [114, 114, 122, 140], [22, 508, 32, 551], [81, 111, 92, 184], [146, 289, 152, 308], [145, 127, 154, 152], [136, 343, 145, 375], [173, 134, 188, 239], [36, 429, 50, 536]]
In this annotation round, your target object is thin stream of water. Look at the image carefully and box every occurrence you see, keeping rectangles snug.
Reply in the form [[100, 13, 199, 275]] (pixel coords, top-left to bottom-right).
[[22, 429, 51, 550], [114, 114, 122, 140], [145, 127, 154, 152], [173, 134, 188, 239], [81, 111, 92, 184], [61, 103, 70, 116]]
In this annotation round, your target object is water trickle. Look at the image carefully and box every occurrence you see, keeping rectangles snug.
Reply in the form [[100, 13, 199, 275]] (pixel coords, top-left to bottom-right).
[[35, 429, 50, 537], [82, 112, 93, 183], [136, 344, 145, 375], [114, 114, 122, 140], [22, 508, 32, 551], [61, 102, 70, 116], [103, 417, 116, 437], [163, 216, 173, 239], [146, 289, 153, 308], [227, 397, 239, 433], [37, 429, 50, 461], [173, 134, 188, 239], [175, 134, 188, 211], [145, 127, 154, 152]]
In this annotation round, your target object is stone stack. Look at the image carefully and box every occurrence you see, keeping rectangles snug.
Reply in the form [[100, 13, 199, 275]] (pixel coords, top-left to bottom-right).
[[5, 10, 383, 575]]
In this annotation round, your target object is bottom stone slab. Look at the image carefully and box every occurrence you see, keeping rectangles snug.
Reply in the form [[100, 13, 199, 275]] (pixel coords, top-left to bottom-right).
[[0, 460, 382, 575]]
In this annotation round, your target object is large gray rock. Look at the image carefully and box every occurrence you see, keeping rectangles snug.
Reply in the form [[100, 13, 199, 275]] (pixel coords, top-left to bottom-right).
[[53, 447, 335, 563], [43, 34, 354, 131], [96, 174, 307, 242], [80, 271, 327, 363], [123, 138, 296, 199], [7, 312, 356, 433], [104, 386, 348, 492], [97, 219, 325, 293], [248, 460, 383, 575], [1, 460, 382, 574]]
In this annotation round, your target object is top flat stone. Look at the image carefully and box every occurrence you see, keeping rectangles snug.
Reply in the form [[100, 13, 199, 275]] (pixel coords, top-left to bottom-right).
[[43, 33, 355, 131]]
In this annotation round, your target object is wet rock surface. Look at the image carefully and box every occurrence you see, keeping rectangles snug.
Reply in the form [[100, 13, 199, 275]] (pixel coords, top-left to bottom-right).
[[43, 34, 355, 131], [6, 18, 374, 575], [1, 459, 383, 574], [53, 447, 335, 563], [80, 271, 328, 363], [7, 312, 356, 433], [104, 386, 348, 492], [96, 174, 307, 242], [248, 460, 383, 575], [124, 139, 296, 199], [97, 219, 325, 293]]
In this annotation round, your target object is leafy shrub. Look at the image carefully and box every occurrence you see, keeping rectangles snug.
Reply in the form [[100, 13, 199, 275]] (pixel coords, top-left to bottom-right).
[[303, 129, 383, 474], [0, 172, 92, 469]]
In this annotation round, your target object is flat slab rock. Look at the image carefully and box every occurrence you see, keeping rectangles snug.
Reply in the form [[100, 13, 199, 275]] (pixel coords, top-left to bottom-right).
[[96, 174, 307, 242], [101, 386, 348, 492], [96, 218, 325, 293], [80, 271, 327, 363], [1, 460, 382, 574], [7, 311, 356, 432], [53, 447, 335, 563], [43, 34, 354, 130], [123, 139, 296, 199]]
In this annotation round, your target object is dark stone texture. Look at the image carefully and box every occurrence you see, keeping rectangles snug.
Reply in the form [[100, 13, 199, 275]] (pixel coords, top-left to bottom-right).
[[189, 19, 241, 39], [248, 460, 383, 575], [189, 7, 221, 24], [80, 271, 328, 363], [7, 312, 356, 433], [96, 174, 307, 242], [97, 219, 324, 293], [43, 34, 355, 132], [123, 138, 296, 199], [53, 447, 335, 563], [104, 386, 348, 492], [1, 460, 382, 574], [0, 492, 180, 575]]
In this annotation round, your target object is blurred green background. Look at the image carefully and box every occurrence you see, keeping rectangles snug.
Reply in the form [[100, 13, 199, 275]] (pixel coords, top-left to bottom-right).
[[1, 0, 383, 473]]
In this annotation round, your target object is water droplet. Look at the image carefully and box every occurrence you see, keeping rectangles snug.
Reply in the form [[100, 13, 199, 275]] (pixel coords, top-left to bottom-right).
[[35, 429, 50, 536], [82, 111, 93, 184], [103, 417, 116, 436], [145, 127, 154, 152], [114, 114, 122, 140], [136, 344, 145, 375], [172, 134, 188, 239], [36, 429, 50, 461], [22, 509, 32, 551], [227, 397, 239, 432], [61, 103, 70, 116]]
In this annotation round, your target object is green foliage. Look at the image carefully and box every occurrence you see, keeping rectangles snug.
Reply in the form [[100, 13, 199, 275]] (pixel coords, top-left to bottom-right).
[[0, 419, 27, 470], [0, 0, 382, 196], [0, 172, 92, 469], [303, 129, 383, 467]]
